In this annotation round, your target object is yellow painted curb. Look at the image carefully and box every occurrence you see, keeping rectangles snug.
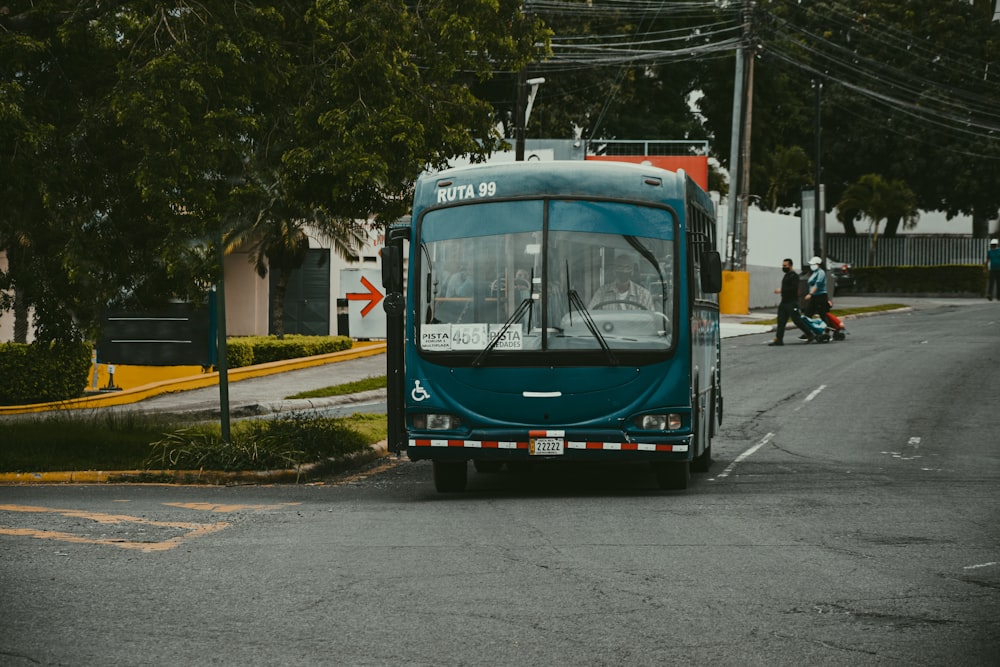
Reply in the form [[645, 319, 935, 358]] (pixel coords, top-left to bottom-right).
[[0, 341, 386, 416], [0, 442, 390, 486]]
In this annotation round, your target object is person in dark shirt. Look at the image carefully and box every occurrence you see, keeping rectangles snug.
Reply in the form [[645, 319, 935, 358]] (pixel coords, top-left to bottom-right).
[[769, 258, 814, 346]]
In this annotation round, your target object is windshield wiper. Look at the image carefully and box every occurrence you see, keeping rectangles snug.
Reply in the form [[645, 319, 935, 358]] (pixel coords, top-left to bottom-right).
[[472, 297, 533, 367], [626, 235, 668, 311], [561, 260, 617, 365], [566, 289, 618, 366]]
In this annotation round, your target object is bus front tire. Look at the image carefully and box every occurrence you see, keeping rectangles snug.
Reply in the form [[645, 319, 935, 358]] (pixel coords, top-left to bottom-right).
[[654, 461, 690, 490], [433, 460, 468, 492], [691, 444, 712, 473]]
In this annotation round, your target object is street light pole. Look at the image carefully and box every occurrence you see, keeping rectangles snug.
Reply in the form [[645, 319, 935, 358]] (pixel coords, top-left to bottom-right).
[[215, 231, 231, 444], [515, 74, 545, 161]]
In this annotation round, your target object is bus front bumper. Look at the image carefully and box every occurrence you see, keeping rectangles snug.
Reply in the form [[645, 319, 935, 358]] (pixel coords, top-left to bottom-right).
[[406, 432, 692, 463]]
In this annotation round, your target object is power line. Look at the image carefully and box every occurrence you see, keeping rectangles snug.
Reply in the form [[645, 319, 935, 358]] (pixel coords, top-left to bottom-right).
[[528, 0, 1000, 154]]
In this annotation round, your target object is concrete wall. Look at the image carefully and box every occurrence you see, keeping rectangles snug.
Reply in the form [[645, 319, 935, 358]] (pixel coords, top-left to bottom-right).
[[718, 203, 803, 310], [224, 251, 270, 336], [0, 251, 29, 343], [226, 225, 384, 337]]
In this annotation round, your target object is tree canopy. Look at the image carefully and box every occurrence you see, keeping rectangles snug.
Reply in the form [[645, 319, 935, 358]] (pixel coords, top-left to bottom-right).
[[526, 0, 1000, 229], [0, 1, 549, 341], [4, 0, 1000, 342]]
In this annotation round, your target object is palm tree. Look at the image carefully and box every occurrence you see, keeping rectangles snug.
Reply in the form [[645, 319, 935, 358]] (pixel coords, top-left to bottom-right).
[[226, 180, 366, 339], [835, 174, 918, 266], [762, 145, 813, 212]]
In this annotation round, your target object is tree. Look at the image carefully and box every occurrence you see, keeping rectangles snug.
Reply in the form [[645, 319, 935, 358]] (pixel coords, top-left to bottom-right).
[[743, 0, 1000, 240], [519, 2, 729, 142], [835, 174, 918, 265], [759, 145, 813, 212], [0, 2, 549, 342], [740, 0, 1000, 234]]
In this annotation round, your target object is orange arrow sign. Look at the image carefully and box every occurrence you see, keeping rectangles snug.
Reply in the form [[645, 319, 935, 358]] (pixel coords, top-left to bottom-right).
[[346, 275, 385, 317]]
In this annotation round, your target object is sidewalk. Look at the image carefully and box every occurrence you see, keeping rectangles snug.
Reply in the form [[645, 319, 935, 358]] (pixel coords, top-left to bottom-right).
[[718, 294, 931, 338]]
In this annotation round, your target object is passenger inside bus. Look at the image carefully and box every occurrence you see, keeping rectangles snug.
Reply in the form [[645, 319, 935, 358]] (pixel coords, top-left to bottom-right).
[[445, 263, 473, 297]]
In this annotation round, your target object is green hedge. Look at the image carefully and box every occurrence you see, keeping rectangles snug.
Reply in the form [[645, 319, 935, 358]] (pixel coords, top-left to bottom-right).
[[852, 265, 986, 294], [0, 335, 356, 405], [225, 335, 354, 368], [0, 341, 92, 406]]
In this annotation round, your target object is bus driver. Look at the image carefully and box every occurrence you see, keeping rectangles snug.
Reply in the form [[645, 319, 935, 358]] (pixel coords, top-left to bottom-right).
[[589, 253, 654, 311]]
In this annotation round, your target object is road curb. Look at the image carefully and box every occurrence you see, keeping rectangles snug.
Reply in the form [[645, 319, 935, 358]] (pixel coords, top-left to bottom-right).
[[0, 442, 390, 486], [0, 341, 387, 416], [724, 304, 914, 333]]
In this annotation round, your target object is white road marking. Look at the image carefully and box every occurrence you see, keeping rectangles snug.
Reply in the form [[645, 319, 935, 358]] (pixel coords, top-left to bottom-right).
[[712, 432, 775, 481], [794, 384, 826, 411], [882, 436, 923, 461], [963, 562, 998, 570]]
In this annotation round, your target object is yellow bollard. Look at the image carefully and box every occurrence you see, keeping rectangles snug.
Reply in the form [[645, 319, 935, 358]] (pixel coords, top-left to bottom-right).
[[719, 270, 749, 315]]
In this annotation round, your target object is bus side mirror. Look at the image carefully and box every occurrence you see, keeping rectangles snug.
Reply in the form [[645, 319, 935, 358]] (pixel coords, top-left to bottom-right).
[[381, 245, 402, 293], [700, 251, 723, 293]]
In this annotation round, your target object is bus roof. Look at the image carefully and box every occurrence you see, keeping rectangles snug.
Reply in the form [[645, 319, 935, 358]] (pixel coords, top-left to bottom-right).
[[413, 160, 710, 214]]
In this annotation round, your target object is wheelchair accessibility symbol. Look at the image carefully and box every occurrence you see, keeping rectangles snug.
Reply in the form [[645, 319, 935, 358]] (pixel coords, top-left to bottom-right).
[[411, 380, 430, 402]]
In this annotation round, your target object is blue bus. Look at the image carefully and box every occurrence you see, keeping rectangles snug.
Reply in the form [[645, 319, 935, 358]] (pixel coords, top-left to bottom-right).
[[381, 160, 723, 492]]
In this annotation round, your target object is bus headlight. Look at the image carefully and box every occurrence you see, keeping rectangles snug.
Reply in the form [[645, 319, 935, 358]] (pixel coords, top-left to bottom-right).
[[636, 413, 682, 431], [412, 413, 462, 430]]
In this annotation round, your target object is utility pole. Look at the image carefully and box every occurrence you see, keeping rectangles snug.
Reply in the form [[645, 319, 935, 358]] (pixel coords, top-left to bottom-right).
[[725, 47, 743, 270], [813, 79, 824, 261], [738, 31, 755, 271], [727, 1, 755, 271]]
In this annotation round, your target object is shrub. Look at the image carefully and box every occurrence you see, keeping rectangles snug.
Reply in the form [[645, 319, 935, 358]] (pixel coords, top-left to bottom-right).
[[852, 265, 985, 294], [146, 412, 375, 471], [0, 341, 92, 405], [225, 338, 255, 368], [225, 335, 353, 368]]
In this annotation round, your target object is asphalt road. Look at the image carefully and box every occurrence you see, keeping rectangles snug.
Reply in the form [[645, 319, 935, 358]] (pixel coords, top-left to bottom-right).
[[1, 299, 998, 665]]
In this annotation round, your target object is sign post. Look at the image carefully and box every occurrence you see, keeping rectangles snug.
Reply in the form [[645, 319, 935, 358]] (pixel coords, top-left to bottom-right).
[[341, 269, 387, 338]]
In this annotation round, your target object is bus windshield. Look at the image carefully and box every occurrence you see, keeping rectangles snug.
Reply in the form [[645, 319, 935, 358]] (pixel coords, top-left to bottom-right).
[[417, 198, 676, 362]]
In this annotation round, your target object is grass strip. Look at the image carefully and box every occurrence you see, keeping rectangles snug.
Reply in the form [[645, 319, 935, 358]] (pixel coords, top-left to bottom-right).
[[0, 411, 387, 473], [286, 375, 386, 400], [741, 303, 909, 326]]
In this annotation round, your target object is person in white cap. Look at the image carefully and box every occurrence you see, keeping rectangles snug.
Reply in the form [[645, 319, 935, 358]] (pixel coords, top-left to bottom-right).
[[987, 238, 1000, 301], [803, 255, 834, 329]]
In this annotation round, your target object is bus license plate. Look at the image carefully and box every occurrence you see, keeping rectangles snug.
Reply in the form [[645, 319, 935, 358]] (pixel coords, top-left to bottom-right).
[[530, 437, 564, 456]]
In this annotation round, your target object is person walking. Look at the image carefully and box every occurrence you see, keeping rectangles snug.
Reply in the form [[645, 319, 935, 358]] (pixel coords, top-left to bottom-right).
[[769, 258, 814, 346], [986, 239, 1000, 301], [803, 255, 834, 329]]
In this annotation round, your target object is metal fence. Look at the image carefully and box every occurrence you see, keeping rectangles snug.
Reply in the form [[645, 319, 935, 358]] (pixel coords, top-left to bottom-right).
[[826, 235, 991, 268], [586, 139, 709, 157]]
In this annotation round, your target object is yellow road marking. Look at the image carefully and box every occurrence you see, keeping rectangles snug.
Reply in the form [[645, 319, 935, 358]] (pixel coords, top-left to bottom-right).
[[0, 504, 229, 553], [336, 459, 399, 484], [163, 502, 302, 512]]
